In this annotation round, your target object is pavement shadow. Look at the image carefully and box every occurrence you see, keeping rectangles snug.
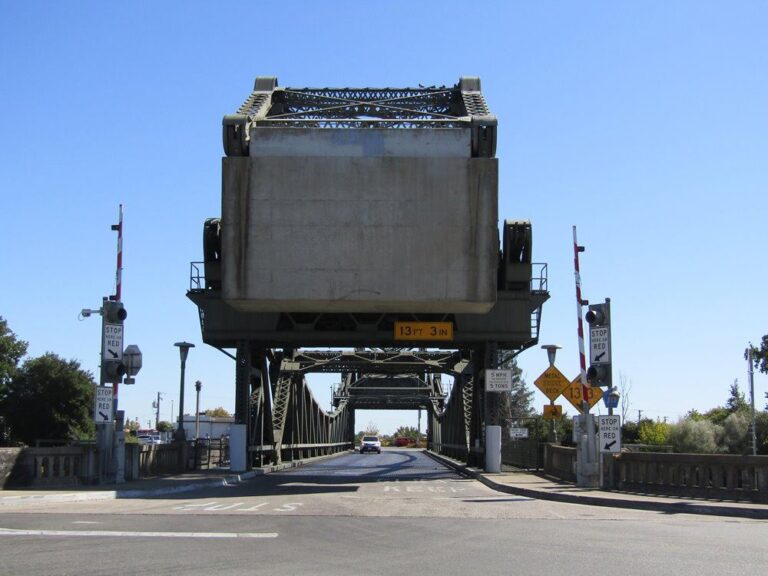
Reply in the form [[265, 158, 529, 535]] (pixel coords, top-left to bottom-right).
[[128, 451, 460, 500]]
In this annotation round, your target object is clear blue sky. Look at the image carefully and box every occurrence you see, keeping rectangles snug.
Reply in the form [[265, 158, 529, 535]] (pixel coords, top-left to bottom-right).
[[1, 2, 766, 434]]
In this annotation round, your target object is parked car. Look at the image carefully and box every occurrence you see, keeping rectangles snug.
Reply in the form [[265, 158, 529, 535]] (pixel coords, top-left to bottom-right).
[[137, 435, 162, 445], [394, 437, 411, 447], [359, 435, 382, 454]]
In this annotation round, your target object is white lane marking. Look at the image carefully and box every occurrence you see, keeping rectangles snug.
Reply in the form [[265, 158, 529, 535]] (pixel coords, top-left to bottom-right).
[[72, 521, 101, 525], [272, 503, 302, 512], [0, 528, 277, 539], [173, 501, 304, 513], [236, 503, 268, 512], [383, 485, 464, 493], [203, 503, 244, 511], [173, 501, 218, 510]]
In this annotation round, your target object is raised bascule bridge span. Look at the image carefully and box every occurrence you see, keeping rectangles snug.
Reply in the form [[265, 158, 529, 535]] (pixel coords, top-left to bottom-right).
[[187, 77, 549, 469]]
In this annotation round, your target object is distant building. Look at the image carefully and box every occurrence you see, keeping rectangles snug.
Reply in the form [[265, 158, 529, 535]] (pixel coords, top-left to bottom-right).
[[177, 414, 234, 439]]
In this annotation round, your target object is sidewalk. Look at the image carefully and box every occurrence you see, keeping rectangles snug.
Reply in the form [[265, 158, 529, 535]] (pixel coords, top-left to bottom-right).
[[0, 459, 312, 507], [426, 451, 768, 520]]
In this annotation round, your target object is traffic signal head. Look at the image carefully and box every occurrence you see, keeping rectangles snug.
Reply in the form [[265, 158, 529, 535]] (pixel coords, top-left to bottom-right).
[[104, 301, 127, 323], [101, 300, 127, 384], [585, 303, 609, 326], [587, 364, 611, 387], [102, 359, 127, 381]]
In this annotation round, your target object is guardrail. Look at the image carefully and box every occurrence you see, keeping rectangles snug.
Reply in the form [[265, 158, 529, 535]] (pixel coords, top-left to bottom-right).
[[0, 446, 97, 487], [191, 439, 229, 469], [543, 444, 577, 482], [612, 452, 768, 502], [248, 442, 352, 466], [137, 444, 184, 476]]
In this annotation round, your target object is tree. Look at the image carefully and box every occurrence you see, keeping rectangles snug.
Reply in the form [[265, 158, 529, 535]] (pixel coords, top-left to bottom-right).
[[394, 426, 420, 442], [0, 316, 28, 401], [124, 419, 140, 432], [2, 353, 95, 444], [157, 421, 174, 432], [702, 406, 730, 426], [364, 421, 379, 435], [619, 372, 632, 423], [638, 420, 671, 446], [722, 411, 751, 454], [747, 336, 768, 375], [725, 380, 749, 414], [497, 356, 534, 423], [204, 407, 231, 418]]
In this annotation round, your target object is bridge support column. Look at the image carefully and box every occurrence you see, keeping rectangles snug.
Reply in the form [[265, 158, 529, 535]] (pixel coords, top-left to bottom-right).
[[249, 351, 273, 467], [234, 341, 252, 470]]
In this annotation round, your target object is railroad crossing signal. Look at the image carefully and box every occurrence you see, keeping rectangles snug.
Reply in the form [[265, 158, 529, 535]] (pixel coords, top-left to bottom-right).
[[562, 376, 602, 413], [101, 300, 127, 384], [585, 300, 612, 388], [534, 365, 570, 401]]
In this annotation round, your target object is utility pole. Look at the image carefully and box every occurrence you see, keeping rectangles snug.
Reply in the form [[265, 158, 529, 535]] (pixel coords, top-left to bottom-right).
[[637, 410, 643, 424], [153, 392, 163, 429]]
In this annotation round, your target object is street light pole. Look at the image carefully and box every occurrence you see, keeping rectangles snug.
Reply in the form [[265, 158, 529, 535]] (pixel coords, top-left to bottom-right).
[[195, 380, 202, 440], [174, 342, 195, 442], [747, 347, 757, 456]]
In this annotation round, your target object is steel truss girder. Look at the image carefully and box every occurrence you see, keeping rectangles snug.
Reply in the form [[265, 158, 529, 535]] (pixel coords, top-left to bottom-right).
[[278, 349, 469, 376], [339, 374, 443, 411], [240, 84, 486, 127], [254, 350, 353, 466]]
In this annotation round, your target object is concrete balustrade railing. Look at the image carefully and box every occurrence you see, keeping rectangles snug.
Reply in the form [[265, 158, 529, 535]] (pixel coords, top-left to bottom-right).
[[543, 444, 577, 482], [612, 452, 768, 502], [0, 446, 97, 487]]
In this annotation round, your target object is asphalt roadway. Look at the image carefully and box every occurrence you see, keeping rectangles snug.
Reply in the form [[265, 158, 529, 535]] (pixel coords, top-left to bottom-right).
[[1, 449, 766, 576]]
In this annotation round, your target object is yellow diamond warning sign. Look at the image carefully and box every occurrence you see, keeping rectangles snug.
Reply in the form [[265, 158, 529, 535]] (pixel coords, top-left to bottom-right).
[[561, 376, 603, 413], [534, 365, 570, 401]]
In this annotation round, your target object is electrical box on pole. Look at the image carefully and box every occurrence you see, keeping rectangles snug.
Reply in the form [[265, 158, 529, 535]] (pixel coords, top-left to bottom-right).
[[101, 300, 127, 384], [585, 300, 612, 388]]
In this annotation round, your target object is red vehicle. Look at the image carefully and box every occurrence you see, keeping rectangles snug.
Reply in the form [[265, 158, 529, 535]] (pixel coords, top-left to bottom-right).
[[394, 437, 411, 447]]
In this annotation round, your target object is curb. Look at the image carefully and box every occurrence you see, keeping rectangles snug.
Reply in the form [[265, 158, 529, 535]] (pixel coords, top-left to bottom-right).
[[425, 450, 768, 520]]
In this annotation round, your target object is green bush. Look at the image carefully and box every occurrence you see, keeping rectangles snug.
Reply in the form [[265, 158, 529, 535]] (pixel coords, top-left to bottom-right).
[[637, 420, 670, 446], [669, 418, 723, 454]]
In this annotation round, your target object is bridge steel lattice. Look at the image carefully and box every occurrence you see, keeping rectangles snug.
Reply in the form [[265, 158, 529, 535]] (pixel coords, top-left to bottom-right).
[[188, 77, 549, 470]]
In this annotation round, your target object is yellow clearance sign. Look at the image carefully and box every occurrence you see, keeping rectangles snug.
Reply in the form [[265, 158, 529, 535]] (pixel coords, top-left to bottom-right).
[[394, 321, 454, 341], [561, 376, 603, 413], [533, 365, 570, 401]]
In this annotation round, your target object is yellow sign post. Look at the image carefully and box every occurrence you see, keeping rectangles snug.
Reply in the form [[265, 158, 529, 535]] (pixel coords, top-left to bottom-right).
[[561, 376, 603, 413], [533, 365, 570, 401]]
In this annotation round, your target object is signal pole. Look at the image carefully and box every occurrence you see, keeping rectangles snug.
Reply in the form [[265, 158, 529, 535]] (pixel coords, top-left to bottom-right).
[[572, 226, 598, 487]]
